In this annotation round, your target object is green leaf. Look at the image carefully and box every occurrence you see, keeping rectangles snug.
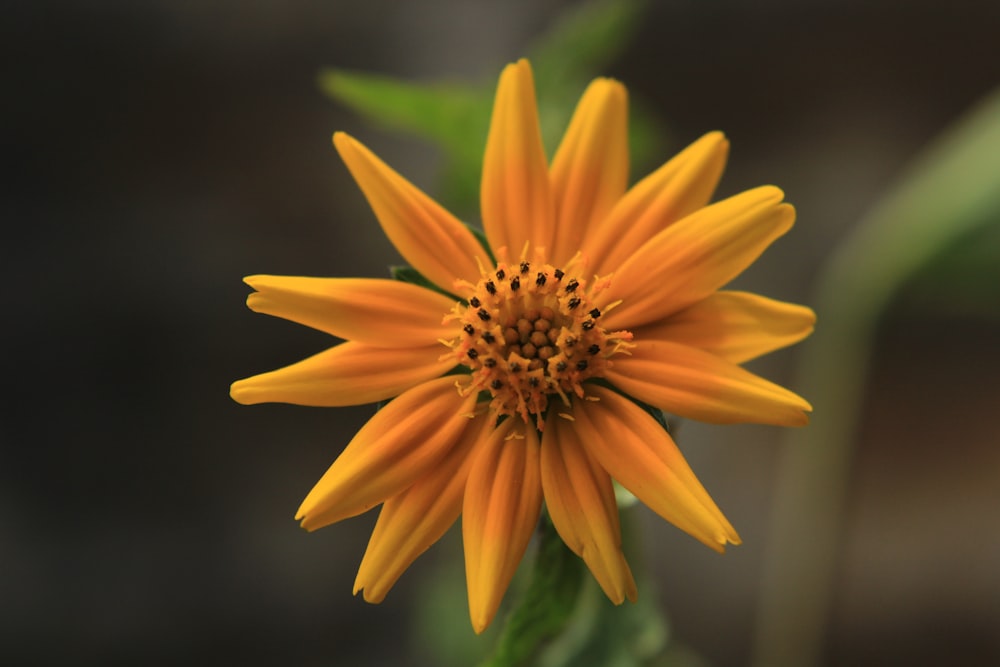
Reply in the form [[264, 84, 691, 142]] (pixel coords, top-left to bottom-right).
[[320, 68, 493, 213], [479, 517, 586, 667], [319, 0, 662, 214], [533, 510, 670, 667]]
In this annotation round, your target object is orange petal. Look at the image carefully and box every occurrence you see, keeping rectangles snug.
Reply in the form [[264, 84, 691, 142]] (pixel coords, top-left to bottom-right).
[[296, 376, 477, 531], [481, 59, 555, 260], [462, 418, 543, 633], [354, 413, 490, 603], [632, 291, 816, 364], [586, 132, 729, 277], [334, 132, 486, 290], [229, 342, 454, 407], [572, 386, 740, 551], [541, 414, 637, 604], [548, 78, 629, 267], [243, 275, 458, 347], [599, 186, 795, 329], [604, 338, 812, 426]]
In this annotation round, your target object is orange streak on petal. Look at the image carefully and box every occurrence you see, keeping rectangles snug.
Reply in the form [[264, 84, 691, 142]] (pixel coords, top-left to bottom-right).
[[604, 338, 812, 426], [334, 133, 486, 290], [600, 186, 795, 329], [462, 419, 543, 633], [633, 291, 816, 365], [296, 376, 476, 530], [354, 413, 490, 603], [542, 414, 637, 604], [548, 78, 629, 267], [229, 342, 453, 407], [573, 387, 740, 550], [481, 60, 554, 260], [243, 275, 458, 347], [587, 132, 728, 277]]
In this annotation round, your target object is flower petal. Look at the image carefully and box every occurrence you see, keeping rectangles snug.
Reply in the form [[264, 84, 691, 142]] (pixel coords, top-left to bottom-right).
[[354, 413, 490, 603], [572, 386, 740, 551], [296, 376, 477, 531], [229, 342, 454, 407], [463, 418, 543, 634], [599, 186, 795, 329], [243, 275, 458, 347], [586, 132, 729, 277], [542, 413, 637, 604], [481, 59, 555, 260], [604, 338, 812, 426], [632, 291, 816, 364], [548, 78, 629, 267], [334, 132, 486, 290]]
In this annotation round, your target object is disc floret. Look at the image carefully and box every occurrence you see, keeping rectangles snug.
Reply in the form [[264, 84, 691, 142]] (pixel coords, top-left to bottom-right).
[[445, 254, 633, 428]]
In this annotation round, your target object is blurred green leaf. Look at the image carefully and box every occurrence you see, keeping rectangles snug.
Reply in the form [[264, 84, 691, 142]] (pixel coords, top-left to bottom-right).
[[319, 0, 662, 216]]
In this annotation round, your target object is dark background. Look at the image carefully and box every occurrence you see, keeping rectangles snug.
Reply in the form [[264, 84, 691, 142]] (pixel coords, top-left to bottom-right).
[[4, 1, 1000, 665]]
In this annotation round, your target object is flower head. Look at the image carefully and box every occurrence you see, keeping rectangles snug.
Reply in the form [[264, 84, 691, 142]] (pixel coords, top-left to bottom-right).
[[231, 59, 814, 633]]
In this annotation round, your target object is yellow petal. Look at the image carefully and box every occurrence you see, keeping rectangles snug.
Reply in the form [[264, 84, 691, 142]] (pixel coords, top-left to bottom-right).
[[354, 413, 490, 603], [334, 132, 486, 290], [229, 342, 454, 407], [243, 275, 458, 347], [604, 338, 812, 426], [481, 59, 555, 259], [586, 132, 729, 277], [542, 414, 637, 604], [633, 291, 816, 364], [548, 78, 629, 267], [572, 386, 740, 551], [296, 376, 476, 531], [463, 418, 543, 634], [599, 186, 795, 329]]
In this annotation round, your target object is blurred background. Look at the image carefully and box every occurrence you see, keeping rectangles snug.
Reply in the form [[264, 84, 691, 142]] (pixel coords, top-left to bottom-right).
[[4, 1, 999, 665]]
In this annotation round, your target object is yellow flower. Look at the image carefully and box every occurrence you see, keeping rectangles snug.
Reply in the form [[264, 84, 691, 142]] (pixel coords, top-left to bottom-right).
[[231, 59, 814, 633]]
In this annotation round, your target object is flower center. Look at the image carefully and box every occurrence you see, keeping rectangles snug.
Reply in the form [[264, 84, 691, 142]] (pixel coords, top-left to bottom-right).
[[444, 255, 633, 429]]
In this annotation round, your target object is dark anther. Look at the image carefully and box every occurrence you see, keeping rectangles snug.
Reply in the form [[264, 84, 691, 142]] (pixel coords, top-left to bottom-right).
[[553, 268, 565, 280], [496, 269, 506, 280], [510, 276, 520, 291], [477, 308, 491, 321], [568, 297, 581, 310], [509, 362, 522, 373], [582, 320, 595, 331], [555, 361, 568, 372], [588, 344, 600, 355], [482, 331, 495, 343], [564, 336, 576, 346], [463, 324, 475, 335], [535, 272, 547, 286], [519, 261, 530, 274], [485, 280, 497, 295], [565, 278, 579, 293], [490, 379, 503, 390], [469, 296, 481, 308], [589, 307, 601, 319], [483, 357, 497, 368], [528, 377, 540, 387], [576, 360, 589, 371], [467, 348, 479, 359]]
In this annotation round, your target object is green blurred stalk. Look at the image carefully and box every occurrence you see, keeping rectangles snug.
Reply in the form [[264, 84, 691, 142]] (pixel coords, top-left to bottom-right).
[[752, 87, 1000, 667]]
